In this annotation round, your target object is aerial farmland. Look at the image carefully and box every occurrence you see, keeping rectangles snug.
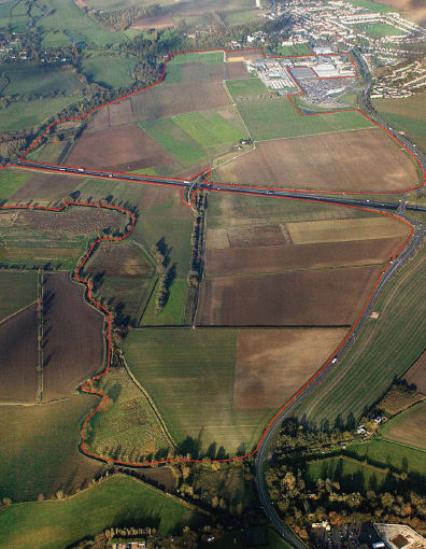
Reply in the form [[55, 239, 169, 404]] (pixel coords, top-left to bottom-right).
[[1, 0, 426, 545]]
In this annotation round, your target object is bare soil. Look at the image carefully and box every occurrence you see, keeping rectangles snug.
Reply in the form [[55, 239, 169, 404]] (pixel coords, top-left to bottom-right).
[[198, 266, 381, 326], [42, 272, 104, 401], [0, 304, 38, 403], [215, 128, 419, 193], [225, 61, 250, 80], [68, 124, 174, 172], [405, 351, 426, 394], [234, 328, 347, 409]]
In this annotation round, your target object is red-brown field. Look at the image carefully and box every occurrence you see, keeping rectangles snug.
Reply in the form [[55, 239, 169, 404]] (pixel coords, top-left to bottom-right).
[[198, 266, 380, 326], [215, 128, 419, 192], [205, 237, 405, 276], [168, 61, 227, 83], [68, 124, 174, 171], [404, 351, 426, 394], [130, 82, 231, 121], [0, 304, 39, 403], [42, 272, 104, 401], [10, 172, 80, 203], [234, 328, 347, 409], [224, 61, 250, 80]]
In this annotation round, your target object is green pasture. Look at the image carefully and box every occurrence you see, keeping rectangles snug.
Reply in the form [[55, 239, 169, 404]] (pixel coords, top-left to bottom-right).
[[0, 170, 29, 200], [0, 474, 205, 549], [39, 0, 128, 48], [346, 0, 392, 12], [306, 455, 388, 491], [169, 51, 224, 65], [226, 76, 268, 99], [124, 328, 273, 455], [141, 110, 245, 167], [272, 44, 312, 56], [0, 96, 79, 132], [0, 65, 81, 97], [81, 54, 138, 89], [0, 395, 101, 502], [354, 22, 404, 38], [236, 97, 373, 140], [374, 94, 426, 153], [294, 245, 426, 425], [348, 438, 426, 477], [0, 271, 38, 322], [381, 400, 426, 450], [142, 278, 188, 325]]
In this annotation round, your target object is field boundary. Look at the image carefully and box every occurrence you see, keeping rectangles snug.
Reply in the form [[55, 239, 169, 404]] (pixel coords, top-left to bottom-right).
[[7, 47, 425, 196], [0, 194, 414, 467]]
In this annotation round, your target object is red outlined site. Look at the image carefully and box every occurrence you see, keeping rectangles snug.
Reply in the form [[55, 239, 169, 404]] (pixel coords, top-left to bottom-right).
[[0, 196, 414, 468], [9, 47, 426, 197]]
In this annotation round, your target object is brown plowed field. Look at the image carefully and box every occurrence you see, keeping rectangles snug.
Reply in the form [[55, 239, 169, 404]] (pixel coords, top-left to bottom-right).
[[68, 124, 174, 172], [404, 351, 426, 394], [215, 128, 419, 192], [234, 328, 347, 409], [225, 61, 250, 80], [198, 266, 380, 326], [130, 82, 231, 121], [205, 237, 405, 276], [0, 304, 38, 403], [42, 272, 104, 401], [169, 61, 226, 83]]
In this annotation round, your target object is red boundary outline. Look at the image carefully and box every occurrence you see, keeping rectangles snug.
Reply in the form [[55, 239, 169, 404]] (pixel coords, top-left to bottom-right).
[[10, 47, 426, 196], [0, 195, 413, 467]]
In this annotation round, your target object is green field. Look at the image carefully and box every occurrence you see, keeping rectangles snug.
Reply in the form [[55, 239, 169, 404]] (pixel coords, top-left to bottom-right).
[[374, 94, 426, 153], [0, 271, 38, 322], [226, 76, 269, 98], [0, 396, 102, 502], [169, 51, 224, 65], [381, 400, 426, 450], [236, 97, 373, 140], [0, 65, 82, 97], [39, 0, 128, 48], [294, 244, 426, 425], [0, 474, 206, 549], [273, 44, 312, 56], [348, 438, 426, 477], [354, 22, 404, 38], [0, 170, 30, 200], [0, 96, 79, 132], [346, 0, 393, 12], [124, 328, 273, 455], [306, 455, 388, 490], [142, 278, 188, 325], [81, 54, 138, 89], [140, 110, 245, 167]]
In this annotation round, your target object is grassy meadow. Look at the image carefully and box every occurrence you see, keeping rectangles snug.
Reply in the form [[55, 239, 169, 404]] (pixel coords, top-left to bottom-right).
[[81, 54, 138, 89], [0, 170, 30, 200], [0, 474, 205, 549], [236, 97, 373, 140]]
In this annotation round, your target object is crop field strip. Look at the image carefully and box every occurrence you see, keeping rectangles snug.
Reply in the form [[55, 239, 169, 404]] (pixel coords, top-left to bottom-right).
[[17, 48, 426, 196]]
